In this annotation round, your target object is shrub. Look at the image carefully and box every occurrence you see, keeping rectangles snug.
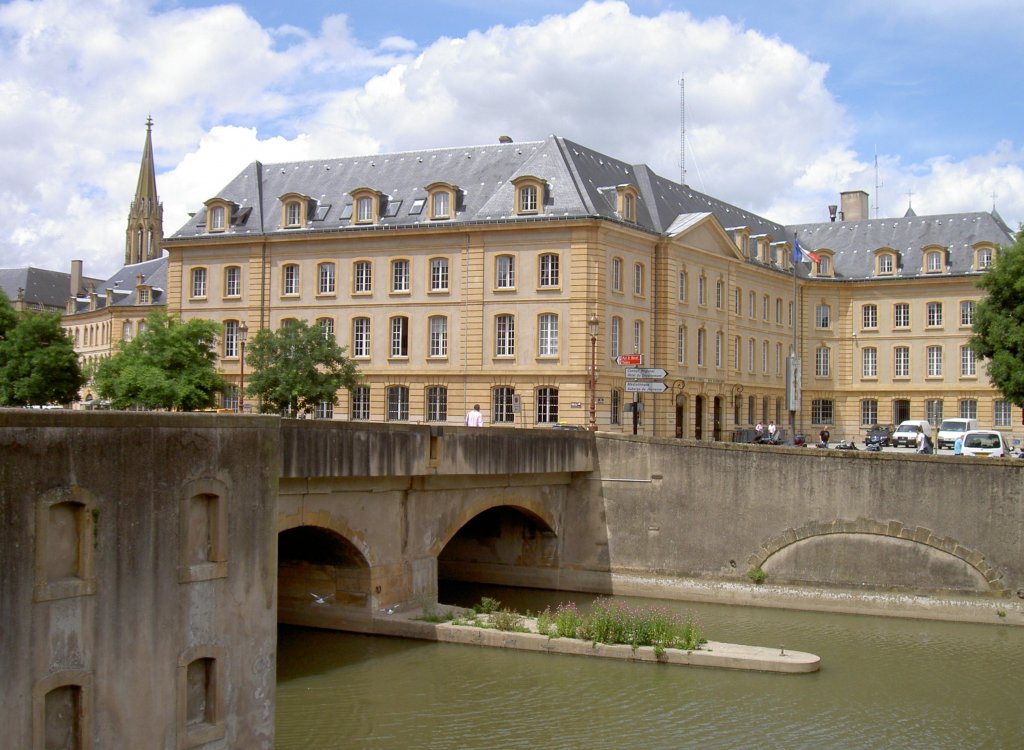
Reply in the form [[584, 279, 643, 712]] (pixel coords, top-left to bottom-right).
[[490, 609, 528, 632], [747, 566, 766, 585]]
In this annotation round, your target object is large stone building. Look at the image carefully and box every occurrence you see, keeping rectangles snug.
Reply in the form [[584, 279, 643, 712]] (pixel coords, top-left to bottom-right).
[[153, 135, 1012, 441]]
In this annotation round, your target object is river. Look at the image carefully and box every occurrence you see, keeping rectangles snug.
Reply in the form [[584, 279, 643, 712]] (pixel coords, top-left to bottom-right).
[[275, 584, 1024, 749]]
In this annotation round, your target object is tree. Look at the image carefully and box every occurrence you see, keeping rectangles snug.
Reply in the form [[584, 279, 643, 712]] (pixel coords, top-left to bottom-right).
[[0, 300, 84, 406], [92, 311, 226, 411], [971, 228, 1024, 407], [245, 320, 359, 416]]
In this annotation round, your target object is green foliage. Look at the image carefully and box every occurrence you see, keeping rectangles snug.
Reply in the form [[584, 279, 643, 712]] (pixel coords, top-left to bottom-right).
[[244, 320, 359, 416], [490, 609, 528, 632], [472, 597, 501, 615], [971, 230, 1024, 407], [537, 599, 705, 652], [747, 566, 766, 584], [0, 302, 84, 406], [91, 311, 225, 411]]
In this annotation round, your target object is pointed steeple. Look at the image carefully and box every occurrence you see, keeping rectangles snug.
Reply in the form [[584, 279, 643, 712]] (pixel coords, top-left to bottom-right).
[[124, 117, 164, 265]]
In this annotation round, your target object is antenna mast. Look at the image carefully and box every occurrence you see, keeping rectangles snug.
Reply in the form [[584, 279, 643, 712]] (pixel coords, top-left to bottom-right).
[[679, 73, 686, 186], [873, 147, 882, 218]]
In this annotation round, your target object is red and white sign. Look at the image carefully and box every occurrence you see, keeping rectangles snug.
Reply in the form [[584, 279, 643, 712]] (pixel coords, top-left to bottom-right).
[[615, 354, 643, 366]]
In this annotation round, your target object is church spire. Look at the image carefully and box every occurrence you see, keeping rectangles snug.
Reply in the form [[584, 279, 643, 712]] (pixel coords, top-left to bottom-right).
[[124, 116, 164, 265]]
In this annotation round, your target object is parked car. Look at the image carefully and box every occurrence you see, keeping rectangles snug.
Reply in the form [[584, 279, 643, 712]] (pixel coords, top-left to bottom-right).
[[936, 418, 978, 450], [864, 424, 894, 447], [891, 420, 933, 448], [959, 430, 1009, 457]]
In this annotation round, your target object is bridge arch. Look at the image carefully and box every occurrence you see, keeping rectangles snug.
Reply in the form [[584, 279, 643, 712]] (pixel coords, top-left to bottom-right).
[[431, 497, 559, 557], [748, 518, 1007, 595]]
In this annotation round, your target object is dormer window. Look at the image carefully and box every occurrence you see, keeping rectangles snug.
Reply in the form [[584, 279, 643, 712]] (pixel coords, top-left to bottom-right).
[[814, 253, 832, 277], [279, 192, 311, 228], [137, 287, 150, 304], [875, 249, 897, 276], [350, 188, 382, 225], [426, 182, 458, 221], [512, 175, 545, 215], [210, 206, 225, 231], [615, 184, 639, 223], [975, 246, 995, 271], [204, 198, 236, 233], [924, 249, 945, 273]]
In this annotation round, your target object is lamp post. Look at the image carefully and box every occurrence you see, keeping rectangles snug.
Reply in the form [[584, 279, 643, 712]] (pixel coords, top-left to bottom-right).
[[238, 321, 248, 413], [588, 314, 599, 432]]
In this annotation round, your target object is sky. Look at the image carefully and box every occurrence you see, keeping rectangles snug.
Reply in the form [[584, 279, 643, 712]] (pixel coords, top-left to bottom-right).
[[1, 0, 1021, 279]]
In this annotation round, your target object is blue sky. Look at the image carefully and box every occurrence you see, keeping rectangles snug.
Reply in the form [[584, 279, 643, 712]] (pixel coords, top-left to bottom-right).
[[1, 0, 1021, 277]]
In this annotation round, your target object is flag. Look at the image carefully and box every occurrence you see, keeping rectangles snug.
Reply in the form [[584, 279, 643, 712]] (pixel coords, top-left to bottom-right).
[[793, 237, 821, 265]]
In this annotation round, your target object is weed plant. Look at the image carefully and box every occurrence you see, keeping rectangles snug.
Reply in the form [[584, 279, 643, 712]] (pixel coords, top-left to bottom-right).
[[536, 598, 705, 653]]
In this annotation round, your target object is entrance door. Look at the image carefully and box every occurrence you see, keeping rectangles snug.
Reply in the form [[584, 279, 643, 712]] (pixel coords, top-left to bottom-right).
[[694, 396, 704, 440], [713, 397, 722, 441], [893, 399, 910, 424]]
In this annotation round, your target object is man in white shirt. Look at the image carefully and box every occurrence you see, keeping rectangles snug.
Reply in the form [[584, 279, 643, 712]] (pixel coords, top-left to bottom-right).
[[465, 404, 483, 427]]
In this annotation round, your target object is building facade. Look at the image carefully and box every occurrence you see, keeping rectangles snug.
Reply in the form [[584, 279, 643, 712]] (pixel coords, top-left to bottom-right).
[[162, 136, 1015, 442]]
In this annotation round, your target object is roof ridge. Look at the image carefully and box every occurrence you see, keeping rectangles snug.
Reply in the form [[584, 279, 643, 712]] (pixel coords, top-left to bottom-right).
[[255, 140, 549, 170]]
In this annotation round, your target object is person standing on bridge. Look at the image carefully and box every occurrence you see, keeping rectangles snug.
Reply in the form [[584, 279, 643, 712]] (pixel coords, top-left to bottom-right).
[[465, 404, 483, 427], [767, 420, 777, 443]]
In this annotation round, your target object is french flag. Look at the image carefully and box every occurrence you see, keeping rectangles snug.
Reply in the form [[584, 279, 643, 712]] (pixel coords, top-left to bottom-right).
[[793, 237, 821, 264]]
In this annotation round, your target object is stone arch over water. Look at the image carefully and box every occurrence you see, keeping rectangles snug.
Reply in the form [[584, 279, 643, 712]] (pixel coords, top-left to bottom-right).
[[748, 518, 1007, 595], [277, 523, 372, 624]]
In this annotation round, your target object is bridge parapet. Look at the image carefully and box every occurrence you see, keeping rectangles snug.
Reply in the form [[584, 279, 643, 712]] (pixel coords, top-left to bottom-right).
[[280, 421, 595, 478]]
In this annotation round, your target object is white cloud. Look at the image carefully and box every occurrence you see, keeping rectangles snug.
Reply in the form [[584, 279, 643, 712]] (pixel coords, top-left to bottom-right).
[[0, 0, 1020, 279]]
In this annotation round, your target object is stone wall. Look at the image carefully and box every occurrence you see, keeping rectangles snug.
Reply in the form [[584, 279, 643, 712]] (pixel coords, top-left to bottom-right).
[[0, 410, 280, 750]]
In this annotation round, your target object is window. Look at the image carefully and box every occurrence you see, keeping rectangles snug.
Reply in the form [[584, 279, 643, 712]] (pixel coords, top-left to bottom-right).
[[815, 346, 830, 377], [633, 320, 643, 354], [351, 386, 370, 420], [191, 268, 207, 298], [429, 316, 447, 358], [960, 301, 975, 327], [426, 386, 447, 422], [224, 266, 241, 297], [210, 205, 226, 231], [123, 321, 133, 342], [318, 262, 335, 295], [697, 275, 706, 306], [183, 655, 223, 743], [492, 387, 515, 423], [431, 191, 450, 219], [536, 387, 559, 423], [285, 200, 301, 226], [927, 302, 943, 327], [390, 317, 409, 357], [696, 328, 705, 367], [762, 295, 770, 321], [815, 304, 831, 329], [749, 291, 755, 319], [959, 399, 978, 419], [634, 263, 644, 296], [715, 280, 723, 309], [352, 318, 370, 358], [878, 254, 894, 275], [926, 251, 943, 272], [811, 399, 833, 424], [610, 389, 621, 425], [677, 327, 686, 364], [317, 317, 334, 341], [747, 396, 755, 424], [927, 345, 942, 377], [622, 193, 634, 221], [611, 317, 621, 359], [496, 255, 515, 289], [223, 320, 239, 358], [862, 347, 877, 378], [861, 399, 878, 425], [356, 195, 374, 223], [611, 258, 623, 292], [539, 253, 559, 288], [775, 298, 782, 324], [976, 247, 994, 270], [430, 258, 449, 291], [788, 301, 794, 326], [519, 184, 538, 213], [748, 338, 754, 373], [282, 264, 299, 296], [894, 303, 910, 328], [862, 304, 877, 329], [714, 331, 722, 368], [960, 346, 976, 376], [776, 342, 782, 375], [392, 260, 410, 293], [894, 346, 910, 377], [387, 386, 409, 421], [538, 314, 559, 356], [315, 401, 333, 420], [815, 255, 831, 276], [354, 261, 372, 293], [995, 400, 1012, 427], [926, 400, 943, 425], [761, 340, 768, 373], [679, 271, 687, 302], [734, 288, 742, 314], [495, 314, 515, 356]]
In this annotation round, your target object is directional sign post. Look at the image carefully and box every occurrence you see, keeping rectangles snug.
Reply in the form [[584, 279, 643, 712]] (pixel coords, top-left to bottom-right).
[[615, 354, 643, 366], [625, 381, 668, 393], [624, 367, 667, 380]]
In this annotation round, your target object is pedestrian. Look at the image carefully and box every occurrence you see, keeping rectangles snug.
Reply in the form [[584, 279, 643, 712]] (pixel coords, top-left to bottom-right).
[[953, 434, 963, 455], [465, 404, 483, 427], [916, 426, 933, 454], [818, 427, 830, 448], [767, 420, 777, 442], [754, 421, 764, 441]]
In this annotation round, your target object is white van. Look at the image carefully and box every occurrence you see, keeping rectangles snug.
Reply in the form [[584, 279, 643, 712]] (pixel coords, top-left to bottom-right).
[[891, 420, 933, 448], [936, 418, 978, 450]]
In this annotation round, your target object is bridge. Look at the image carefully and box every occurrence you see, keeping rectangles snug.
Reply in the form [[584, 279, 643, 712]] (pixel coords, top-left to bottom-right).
[[4, 410, 1022, 748]]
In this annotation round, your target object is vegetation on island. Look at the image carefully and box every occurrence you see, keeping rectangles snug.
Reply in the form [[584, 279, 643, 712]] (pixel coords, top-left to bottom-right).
[[419, 597, 706, 657], [971, 228, 1024, 407]]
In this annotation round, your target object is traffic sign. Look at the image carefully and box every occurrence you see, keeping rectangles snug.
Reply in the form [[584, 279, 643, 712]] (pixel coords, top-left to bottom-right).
[[615, 354, 643, 366], [625, 381, 668, 393], [624, 367, 667, 380]]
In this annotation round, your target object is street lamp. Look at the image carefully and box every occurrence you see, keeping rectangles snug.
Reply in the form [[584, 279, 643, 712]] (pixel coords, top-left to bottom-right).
[[238, 321, 248, 413], [588, 314, 599, 432]]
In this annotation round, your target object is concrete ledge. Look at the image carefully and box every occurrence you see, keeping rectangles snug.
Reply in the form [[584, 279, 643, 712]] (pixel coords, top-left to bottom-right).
[[368, 610, 820, 674]]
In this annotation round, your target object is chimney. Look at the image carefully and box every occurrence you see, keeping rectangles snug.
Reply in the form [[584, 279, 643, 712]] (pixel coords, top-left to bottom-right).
[[498, 135, 513, 144], [828, 205, 838, 223], [71, 259, 83, 295], [840, 190, 870, 221]]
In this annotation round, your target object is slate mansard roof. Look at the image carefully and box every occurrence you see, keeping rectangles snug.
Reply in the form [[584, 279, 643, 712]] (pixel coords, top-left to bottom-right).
[[170, 134, 1013, 277], [67, 256, 167, 314], [0, 266, 102, 311]]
